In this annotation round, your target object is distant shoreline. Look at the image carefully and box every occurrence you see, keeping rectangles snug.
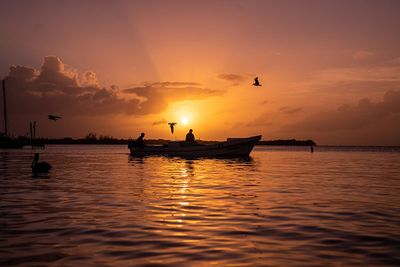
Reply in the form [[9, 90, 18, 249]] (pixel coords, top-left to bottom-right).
[[5, 136, 400, 147], [20, 138, 317, 146]]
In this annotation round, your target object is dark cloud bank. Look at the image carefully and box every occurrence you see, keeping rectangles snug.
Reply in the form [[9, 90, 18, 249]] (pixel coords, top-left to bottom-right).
[[3, 56, 220, 118], [1, 56, 222, 137], [284, 90, 400, 132], [282, 90, 400, 145]]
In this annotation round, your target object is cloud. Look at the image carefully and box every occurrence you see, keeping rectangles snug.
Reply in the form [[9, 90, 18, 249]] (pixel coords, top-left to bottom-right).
[[283, 90, 400, 132], [124, 82, 222, 114], [353, 50, 375, 61], [246, 112, 274, 127], [245, 106, 302, 128], [5, 56, 140, 117], [318, 80, 400, 95], [4, 56, 222, 118], [280, 106, 302, 114], [246, 119, 273, 127], [314, 66, 400, 83], [82, 71, 99, 87], [152, 119, 167, 126], [218, 73, 247, 85], [150, 81, 201, 87], [392, 57, 400, 64]]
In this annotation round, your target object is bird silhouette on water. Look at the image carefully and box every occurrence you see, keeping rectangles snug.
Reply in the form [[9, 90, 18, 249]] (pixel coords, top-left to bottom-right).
[[31, 153, 51, 173], [48, 115, 62, 121], [253, 77, 262, 86], [168, 122, 177, 134]]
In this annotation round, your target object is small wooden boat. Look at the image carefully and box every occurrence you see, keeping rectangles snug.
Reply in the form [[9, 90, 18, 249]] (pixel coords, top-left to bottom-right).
[[128, 135, 261, 158]]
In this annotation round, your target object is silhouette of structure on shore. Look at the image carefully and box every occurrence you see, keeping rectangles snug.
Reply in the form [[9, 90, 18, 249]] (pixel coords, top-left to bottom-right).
[[23, 136, 317, 146], [258, 139, 316, 146], [2, 80, 8, 136], [28, 121, 45, 149], [0, 79, 26, 148]]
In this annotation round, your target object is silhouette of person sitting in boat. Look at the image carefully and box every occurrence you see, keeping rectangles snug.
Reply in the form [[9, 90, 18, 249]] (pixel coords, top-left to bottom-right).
[[185, 129, 196, 144], [253, 77, 262, 86], [136, 133, 145, 149]]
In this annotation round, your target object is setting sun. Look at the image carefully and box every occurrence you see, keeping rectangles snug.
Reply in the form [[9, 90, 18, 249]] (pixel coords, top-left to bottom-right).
[[181, 117, 189, 125]]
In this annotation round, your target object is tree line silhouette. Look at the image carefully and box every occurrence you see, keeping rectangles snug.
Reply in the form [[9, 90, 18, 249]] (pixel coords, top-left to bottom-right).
[[28, 133, 316, 146]]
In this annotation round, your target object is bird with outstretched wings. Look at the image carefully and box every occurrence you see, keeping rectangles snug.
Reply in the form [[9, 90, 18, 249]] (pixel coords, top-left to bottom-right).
[[48, 115, 62, 121], [168, 122, 177, 134]]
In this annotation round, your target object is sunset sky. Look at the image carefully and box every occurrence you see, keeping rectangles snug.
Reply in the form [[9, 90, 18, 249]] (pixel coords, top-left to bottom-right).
[[1, 0, 400, 145]]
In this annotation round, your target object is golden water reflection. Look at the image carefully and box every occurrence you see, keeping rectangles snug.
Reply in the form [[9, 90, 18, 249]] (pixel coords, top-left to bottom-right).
[[139, 157, 260, 241], [2, 147, 400, 266]]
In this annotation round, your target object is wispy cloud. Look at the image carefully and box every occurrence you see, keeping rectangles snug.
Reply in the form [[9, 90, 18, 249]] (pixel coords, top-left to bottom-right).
[[280, 106, 303, 115], [353, 50, 375, 61], [281, 60, 400, 97], [217, 73, 247, 86], [124, 82, 223, 114], [152, 119, 167, 126]]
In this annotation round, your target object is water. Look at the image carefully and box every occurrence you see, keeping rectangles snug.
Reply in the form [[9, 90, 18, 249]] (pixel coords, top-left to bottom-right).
[[1, 145, 400, 266]]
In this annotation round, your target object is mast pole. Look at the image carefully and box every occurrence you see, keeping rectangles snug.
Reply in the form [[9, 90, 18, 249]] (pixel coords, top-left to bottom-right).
[[30, 122, 33, 149], [2, 79, 7, 137]]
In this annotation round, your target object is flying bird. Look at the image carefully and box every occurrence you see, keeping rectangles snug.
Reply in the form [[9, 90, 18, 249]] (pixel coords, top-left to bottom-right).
[[48, 115, 62, 121], [168, 122, 177, 134], [31, 153, 52, 174], [253, 77, 262, 86]]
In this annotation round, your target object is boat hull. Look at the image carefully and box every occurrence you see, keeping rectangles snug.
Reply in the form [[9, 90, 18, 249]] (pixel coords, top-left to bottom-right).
[[129, 135, 261, 158]]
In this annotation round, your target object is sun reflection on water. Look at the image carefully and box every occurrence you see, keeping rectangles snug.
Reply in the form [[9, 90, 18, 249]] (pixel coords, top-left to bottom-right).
[[2, 147, 400, 266]]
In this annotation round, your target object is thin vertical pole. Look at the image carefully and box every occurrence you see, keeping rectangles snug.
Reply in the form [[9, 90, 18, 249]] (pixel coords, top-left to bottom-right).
[[2, 80, 7, 137], [33, 121, 36, 141], [30, 122, 33, 149]]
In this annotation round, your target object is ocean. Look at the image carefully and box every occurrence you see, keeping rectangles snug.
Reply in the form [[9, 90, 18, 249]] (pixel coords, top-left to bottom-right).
[[1, 145, 400, 266]]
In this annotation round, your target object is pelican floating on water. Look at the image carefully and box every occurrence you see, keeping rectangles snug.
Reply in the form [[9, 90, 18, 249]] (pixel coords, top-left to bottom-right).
[[31, 153, 52, 173]]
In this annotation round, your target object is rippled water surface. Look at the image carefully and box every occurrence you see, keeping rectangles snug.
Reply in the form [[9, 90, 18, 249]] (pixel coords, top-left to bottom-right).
[[1, 145, 400, 266]]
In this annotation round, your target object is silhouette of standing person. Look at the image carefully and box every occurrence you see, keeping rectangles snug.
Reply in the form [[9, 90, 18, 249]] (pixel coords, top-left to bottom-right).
[[185, 129, 196, 144], [136, 133, 145, 149]]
